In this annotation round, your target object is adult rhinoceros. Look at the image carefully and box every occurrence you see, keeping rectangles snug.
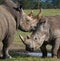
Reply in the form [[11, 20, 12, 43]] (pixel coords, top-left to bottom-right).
[[19, 15, 60, 58], [0, 0, 42, 59]]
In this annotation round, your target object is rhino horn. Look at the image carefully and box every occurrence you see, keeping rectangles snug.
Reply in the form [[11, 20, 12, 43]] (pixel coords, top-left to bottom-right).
[[19, 35, 26, 45], [28, 10, 33, 17], [36, 9, 42, 20], [27, 35, 30, 39]]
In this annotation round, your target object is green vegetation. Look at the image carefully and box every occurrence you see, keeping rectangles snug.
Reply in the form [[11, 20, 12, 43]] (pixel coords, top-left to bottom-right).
[[0, 9, 60, 61], [0, 0, 60, 9], [0, 53, 60, 61], [24, 9, 60, 16], [13, 0, 60, 9]]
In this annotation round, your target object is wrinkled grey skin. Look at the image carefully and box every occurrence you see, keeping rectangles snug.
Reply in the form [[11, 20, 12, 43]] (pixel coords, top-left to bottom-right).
[[0, 0, 39, 59], [21, 15, 60, 58], [0, 4, 16, 59]]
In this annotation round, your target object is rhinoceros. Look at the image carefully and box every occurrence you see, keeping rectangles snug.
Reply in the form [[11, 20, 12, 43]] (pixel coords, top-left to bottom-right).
[[0, 0, 42, 59], [19, 15, 60, 58]]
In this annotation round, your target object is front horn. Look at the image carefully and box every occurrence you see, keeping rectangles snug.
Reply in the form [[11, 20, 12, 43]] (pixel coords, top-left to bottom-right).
[[19, 35, 26, 45]]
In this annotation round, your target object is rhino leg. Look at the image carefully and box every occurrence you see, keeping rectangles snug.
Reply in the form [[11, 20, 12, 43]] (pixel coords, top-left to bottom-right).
[[52, 38, 60, 58], [40, 43, 47, 58], [57, 48, 60, 57], [2, 35, 14, 59]]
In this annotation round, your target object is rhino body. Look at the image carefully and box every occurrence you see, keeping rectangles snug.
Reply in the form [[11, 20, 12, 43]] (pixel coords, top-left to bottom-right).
[[0, 5, 16, 59], [21, 15, 60, 58]]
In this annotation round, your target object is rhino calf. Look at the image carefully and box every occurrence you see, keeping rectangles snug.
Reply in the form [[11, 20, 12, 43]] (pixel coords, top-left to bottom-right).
[[20, 15, 60, 58]]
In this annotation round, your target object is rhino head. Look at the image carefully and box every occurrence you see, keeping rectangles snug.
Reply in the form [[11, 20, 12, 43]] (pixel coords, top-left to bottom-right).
[[19, 17, 50, 51], [17, 7, 42, 32], [19, 34, 46, 51], [4, 0, 42, 32]]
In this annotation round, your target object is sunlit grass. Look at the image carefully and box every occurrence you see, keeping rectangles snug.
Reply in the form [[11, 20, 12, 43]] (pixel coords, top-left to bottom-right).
[[24, 9, 60, 16]]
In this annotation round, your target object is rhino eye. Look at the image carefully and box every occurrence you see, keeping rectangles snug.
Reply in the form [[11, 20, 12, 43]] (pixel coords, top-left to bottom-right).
[[27, 20, 30, 22], [35, 37, 37, 40]]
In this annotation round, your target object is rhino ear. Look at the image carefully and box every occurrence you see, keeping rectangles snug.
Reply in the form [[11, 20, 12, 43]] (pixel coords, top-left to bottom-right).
[[16, 0, 23, 10], [12, 0, 21, 11], [14, 4, 23, 12], [18, 5, 26, 15], [13, 4, 23, 11], [27, 35, 30, 39]]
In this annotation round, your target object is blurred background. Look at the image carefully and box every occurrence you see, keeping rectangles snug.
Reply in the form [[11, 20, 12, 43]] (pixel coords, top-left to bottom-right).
[[0, 0, 60, 9]]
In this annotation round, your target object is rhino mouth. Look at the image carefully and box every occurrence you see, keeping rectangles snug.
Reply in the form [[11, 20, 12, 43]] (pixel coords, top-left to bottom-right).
[[19, 35, 34, 52], [26, 45, 34, 52], [18, 25, 35, 32]]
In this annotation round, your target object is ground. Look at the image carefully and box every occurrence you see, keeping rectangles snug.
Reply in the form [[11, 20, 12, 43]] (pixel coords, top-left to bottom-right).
[[0, 9, 60, 61]]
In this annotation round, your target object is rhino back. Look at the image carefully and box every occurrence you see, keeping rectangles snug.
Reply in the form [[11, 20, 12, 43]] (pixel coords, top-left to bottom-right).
[[48, 16, 60, 29], [0, 5, 16, 41], [46, 16, 60, 38]]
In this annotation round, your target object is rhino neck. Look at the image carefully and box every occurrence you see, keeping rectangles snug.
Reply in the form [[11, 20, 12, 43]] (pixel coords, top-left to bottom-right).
[[3, 0, 18, 18]]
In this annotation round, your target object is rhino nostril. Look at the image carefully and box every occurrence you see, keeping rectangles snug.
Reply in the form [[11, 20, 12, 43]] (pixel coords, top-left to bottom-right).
[[35, 37, 37, 40], [31, 48, 34, 51], [34, 26, 37, 28], [26, 45, 34, 52]]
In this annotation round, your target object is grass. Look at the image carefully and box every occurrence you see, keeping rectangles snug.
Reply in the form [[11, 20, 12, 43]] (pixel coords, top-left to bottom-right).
[[0, 53, 60, 61], [0, 9, 60, 61], [24, 9, 60, 16], [0, 52, 60, 61]]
